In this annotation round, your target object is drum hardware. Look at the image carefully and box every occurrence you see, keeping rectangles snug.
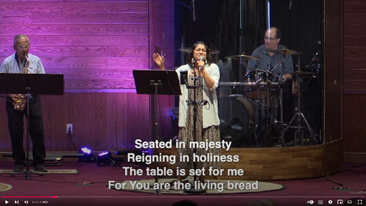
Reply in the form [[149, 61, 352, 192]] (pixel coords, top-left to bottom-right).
[[284, 55, 317, 146], [304, 51, 322, 85], [218, 93, 257, 147], [218, 81, 283, 148]]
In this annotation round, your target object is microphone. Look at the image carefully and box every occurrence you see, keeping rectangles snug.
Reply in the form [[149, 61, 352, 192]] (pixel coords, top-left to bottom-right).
[[199, 56, 203, 71]]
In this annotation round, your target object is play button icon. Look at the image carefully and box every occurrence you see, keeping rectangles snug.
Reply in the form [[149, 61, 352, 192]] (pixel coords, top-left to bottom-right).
[[5, 200, 9, 204]]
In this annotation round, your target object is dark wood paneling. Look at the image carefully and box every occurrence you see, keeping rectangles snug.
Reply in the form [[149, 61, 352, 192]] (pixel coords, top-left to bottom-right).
[[344, 81, 366, 92], [343, 2, 366, 12], [344, 14, 366, 24], [343, 46, 366, 59], [343, 0, 366, 92], [324, 0, 342, 143], [342, 0, 366, 163], [344, 26, 366, 35], [343, 94, 366, 152], [344, 58, 366, 67], [343, 69, 366, 90], [343, 37, 366, 46], [343, 69, 366, 79]]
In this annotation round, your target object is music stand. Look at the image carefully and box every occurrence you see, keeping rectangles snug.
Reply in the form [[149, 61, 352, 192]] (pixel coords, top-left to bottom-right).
[[0, 74, 64, 179], [133, 70, 181, 195]]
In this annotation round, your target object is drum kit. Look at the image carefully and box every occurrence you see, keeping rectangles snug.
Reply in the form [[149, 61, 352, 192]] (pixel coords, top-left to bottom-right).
[[178, 47, 320, 147], [218, 49, 318, 147]]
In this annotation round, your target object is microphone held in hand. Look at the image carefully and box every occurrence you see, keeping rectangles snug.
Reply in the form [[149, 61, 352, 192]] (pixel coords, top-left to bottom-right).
[[199, 55, 203, 71]]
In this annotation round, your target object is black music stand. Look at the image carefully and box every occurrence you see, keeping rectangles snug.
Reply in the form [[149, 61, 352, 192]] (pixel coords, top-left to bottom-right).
[[0, 74, 64, 179], [133, 70, 181, 195]]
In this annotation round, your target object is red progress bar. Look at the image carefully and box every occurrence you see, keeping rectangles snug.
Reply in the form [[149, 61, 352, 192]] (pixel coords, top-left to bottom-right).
[[2, 196, 57, 198]]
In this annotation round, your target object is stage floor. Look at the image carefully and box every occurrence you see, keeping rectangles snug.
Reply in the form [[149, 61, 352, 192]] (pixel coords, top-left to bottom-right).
[[0, 161, 364, 206]]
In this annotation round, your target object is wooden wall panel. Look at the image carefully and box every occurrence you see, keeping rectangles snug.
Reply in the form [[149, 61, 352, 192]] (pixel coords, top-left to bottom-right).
[[0, 0, 149, 90], [0, 13, 148, 24], [343, 0, 366, 93], [343, 0, 366, 161], [0, 24, 148, 36], [324, 0, 343, 142], [343, 94, 366, 152], [0, 93, 155, 151], [0, 46, 148, 57], [0, 0, 176, 153], [0, 2, 148, 13]]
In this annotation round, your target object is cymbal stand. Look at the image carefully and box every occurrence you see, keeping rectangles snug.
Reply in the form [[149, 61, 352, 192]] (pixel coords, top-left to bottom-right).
[[264, 69, 274, 146], [284, 55, 317, 145], [272, 54, 286, 146], [304, 51, 321, 86], [253, 69, 267, 147]]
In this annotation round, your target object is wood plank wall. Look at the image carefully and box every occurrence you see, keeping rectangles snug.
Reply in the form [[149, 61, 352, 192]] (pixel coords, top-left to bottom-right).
[[324, 0, 343, 143], [0, 0, 175, 152], [0, 1, 149, 91], [343, 0, 366, 160]]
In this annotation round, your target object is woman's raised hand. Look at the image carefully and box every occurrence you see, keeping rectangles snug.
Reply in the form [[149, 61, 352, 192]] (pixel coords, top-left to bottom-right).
[[153, 53, 165, 70]]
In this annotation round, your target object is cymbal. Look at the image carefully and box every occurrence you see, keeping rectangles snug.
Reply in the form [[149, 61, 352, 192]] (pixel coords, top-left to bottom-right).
[[177, 48, 220, 54], [225, 54, 261, 61], [266, 49, 302, 55], [289, 70, 314, 76]]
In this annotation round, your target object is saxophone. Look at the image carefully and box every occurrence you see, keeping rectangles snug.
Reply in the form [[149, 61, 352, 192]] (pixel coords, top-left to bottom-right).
[[12, 53, 29, 111]]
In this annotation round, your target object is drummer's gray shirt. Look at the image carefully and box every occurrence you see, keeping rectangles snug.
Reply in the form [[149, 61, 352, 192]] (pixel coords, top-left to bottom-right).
[[247, 44, 294, 81]]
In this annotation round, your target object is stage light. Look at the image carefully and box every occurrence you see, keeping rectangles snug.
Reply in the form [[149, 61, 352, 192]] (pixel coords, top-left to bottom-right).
[[80, 147, 91, 154], [96, 151, 116, 166], [78, 147, 96, 162]]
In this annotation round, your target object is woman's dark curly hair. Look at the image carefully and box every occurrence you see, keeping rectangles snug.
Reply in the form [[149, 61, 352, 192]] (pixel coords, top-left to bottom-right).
[[187, 41, 213, 67]]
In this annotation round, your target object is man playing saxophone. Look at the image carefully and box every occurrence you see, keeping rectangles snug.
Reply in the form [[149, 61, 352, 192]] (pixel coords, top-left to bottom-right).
[[0, 34, 47, 172]]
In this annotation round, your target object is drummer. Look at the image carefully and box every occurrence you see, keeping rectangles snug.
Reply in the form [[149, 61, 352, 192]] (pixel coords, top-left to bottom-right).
[[247, 27, 294, 145], [247, 27, 294, 82]]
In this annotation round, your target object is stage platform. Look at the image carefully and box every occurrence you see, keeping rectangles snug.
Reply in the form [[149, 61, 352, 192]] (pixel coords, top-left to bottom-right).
[[156, 139, 344, 181]]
